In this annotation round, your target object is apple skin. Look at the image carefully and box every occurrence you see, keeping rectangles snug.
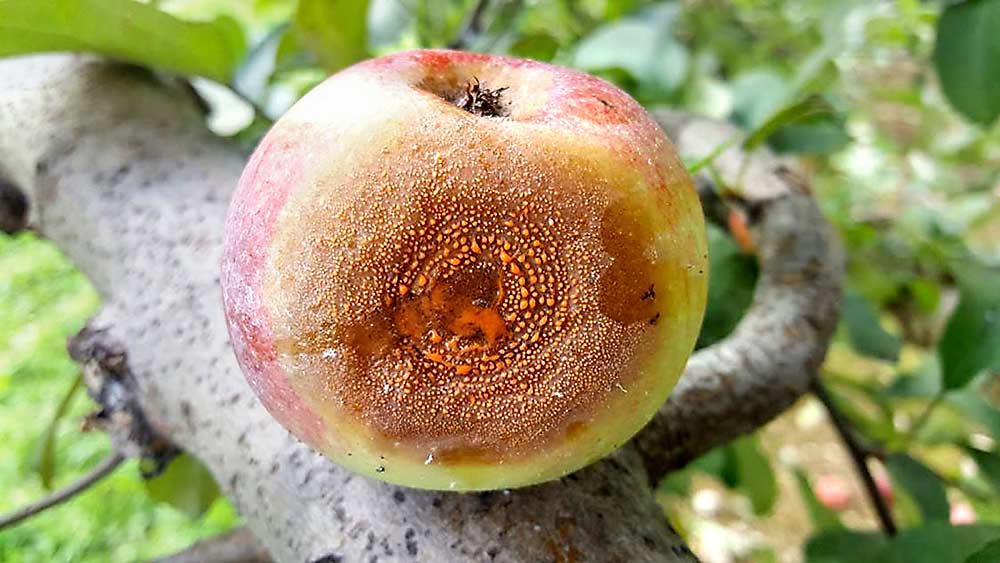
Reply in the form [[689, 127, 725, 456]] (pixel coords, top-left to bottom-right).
[[221, 49, 707, 491]]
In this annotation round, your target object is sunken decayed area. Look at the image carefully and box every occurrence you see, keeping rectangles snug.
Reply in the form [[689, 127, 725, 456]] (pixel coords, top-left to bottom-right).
[[221, 49, 708, 490]]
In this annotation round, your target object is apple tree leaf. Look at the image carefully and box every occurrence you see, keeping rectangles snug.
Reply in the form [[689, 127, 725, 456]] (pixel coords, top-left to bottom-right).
[[145, 453, 221, 519], [934, 0, 1000, 126], [0, 0, 245, 82], [938, 265, 1000, 391], [279, 0, 370, 73], [885, 453, 949, 523]]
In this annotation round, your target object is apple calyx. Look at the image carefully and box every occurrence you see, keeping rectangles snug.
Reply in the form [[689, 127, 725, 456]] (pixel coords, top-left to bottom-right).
[[457, 77, 509, 117]]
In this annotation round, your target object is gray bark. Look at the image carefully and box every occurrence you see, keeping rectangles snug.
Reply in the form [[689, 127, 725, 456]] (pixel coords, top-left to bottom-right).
[[0, 55, 841, 562]]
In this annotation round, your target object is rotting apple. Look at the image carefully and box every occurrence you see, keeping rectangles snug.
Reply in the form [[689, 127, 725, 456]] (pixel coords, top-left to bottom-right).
[[221, 49, 708, 491]]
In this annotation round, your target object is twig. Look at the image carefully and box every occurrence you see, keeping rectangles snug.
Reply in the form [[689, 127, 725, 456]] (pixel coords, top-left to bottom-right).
[[0, 451, 125, 531], [448, 0, 491, 49], [813, 380, 898, 536], [905, 392, 945, 445]]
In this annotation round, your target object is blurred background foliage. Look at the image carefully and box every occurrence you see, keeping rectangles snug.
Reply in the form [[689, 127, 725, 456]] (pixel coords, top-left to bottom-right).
[[1, 0, 999, 561]]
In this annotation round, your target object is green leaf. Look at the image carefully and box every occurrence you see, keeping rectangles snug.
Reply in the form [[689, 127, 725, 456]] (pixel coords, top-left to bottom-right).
[[144, 454, 221, 519], [0, 0, 246, 82], [805, 530, 884, 563], [368, 0, 411, 48], [938, 266, 1000, 390], [886, 358, 942, 399], [690, 444, 728, 477], [885, 453, 950, 522], [729, 69, 790, 129], [948, 384, 1000, 440], [966, 446, 1000, 493], [29, 373, 82, 490], [933, 0, 1000, 125], [768, 117, 850, 156], [729, 435, 778, 515], [509, 33, 560, 62], [697, 225, 758, 349], [807, 524, 1000, 563], [573, 3, 688, 98], [966, 538, 1000, 563], [842, 290, 902, 361], [657, 467, 693, 496], [283, 0, 370, 73], [881, 523, 1000, 563], [742, 95, 835, 152], [794, 469, 845, 531]]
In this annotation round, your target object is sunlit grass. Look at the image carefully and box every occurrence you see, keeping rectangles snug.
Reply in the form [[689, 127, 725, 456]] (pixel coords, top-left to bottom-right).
[[0, 232, 238, 563]]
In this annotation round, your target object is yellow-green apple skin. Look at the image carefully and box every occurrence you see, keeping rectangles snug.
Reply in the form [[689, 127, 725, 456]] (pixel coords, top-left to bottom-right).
[[220, 49, 707, 491]]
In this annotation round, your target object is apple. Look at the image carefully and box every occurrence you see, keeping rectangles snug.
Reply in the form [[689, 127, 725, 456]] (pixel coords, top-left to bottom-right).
[[221, 49, 707, 491], [950, 501, 976, 525], [815, 474, 852, 511]]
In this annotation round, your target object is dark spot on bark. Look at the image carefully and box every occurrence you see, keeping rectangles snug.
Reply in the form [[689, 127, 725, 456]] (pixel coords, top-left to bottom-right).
[[380, 537, 394, 556], [487, 546, 501, 560], [606, 457, 627, 474], [108, 164, 131, 186], [431, 497, 443, 508], [671, 544, 694, 556], [311, 555, 343, 563], [0, 178, 28, 233], [393, 490, 406, 504], [476, 491, 497, 512], [405, 528, 418, 556], [642, 534, 656, 548], [747, 200, 766, 223]]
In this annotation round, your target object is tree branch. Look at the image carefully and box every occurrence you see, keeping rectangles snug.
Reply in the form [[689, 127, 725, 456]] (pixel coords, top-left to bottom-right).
[[635, 111, 844, 481], [0, 452, 124, 531], [812, 380, 897, 536]]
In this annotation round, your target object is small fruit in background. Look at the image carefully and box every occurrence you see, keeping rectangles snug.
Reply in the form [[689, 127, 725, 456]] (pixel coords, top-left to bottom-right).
[[221, 49, 708, 491], [815, 474, 852, 511], [950, 501, 976, 525], [874, 469, 893, 508]]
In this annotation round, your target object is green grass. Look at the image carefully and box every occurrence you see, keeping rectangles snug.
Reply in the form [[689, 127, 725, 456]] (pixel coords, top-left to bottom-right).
[[0, 232, 239, 563]]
